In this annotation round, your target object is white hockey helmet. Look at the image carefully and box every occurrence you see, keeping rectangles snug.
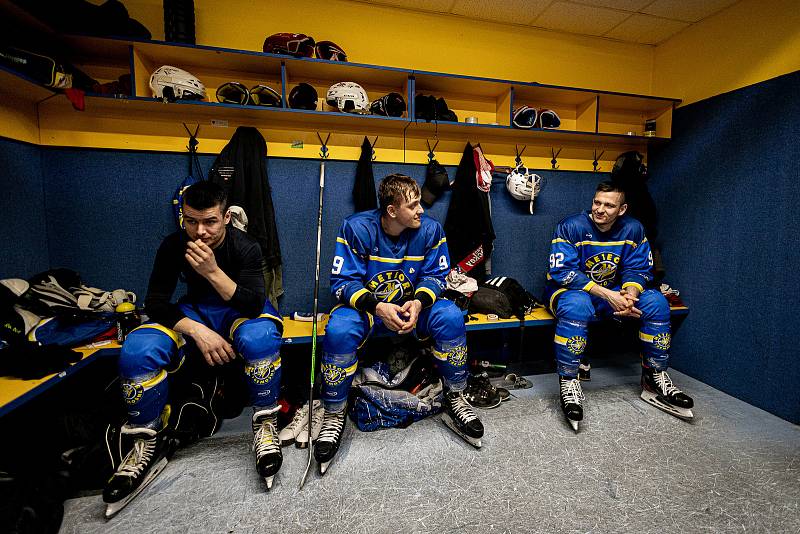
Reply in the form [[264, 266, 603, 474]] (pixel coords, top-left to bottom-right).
[[506, 166, 542, 214], [326, 81, 369, 113], [149, 65, 206, 102]]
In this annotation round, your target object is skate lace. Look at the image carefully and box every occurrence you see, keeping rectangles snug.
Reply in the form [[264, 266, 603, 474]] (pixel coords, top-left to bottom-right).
[[449, 393, 479, 423], [653, 371, 680, 396], [317, 411, 345, 443], [117, 437, 155, 478], [284, 404, 310, 433], [560, 378, 585, 404], [253, 420, 280, 457]]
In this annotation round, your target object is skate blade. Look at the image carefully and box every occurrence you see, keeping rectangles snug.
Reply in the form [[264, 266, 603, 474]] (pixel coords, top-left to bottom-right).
[[318, 460, 331, 475], [640, 390, 694, 421], [104, 457, 168, 519], [263, 475, 274, 490], [441, 413, 482, 449]]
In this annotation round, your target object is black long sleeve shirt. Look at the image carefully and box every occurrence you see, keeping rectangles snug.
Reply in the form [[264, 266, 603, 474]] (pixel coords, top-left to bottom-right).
[[144, 227, 266, 329]]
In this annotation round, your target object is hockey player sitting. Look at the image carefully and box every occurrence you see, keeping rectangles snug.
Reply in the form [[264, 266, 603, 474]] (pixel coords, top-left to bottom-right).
[[103, 181, 284, 517], [544, 181, 694, 432], [315, 173, 483, 474]]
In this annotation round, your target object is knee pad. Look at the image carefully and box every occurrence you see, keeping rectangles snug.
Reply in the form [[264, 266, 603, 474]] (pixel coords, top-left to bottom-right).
[[120, 369, 169, 426], [554, 290, 594, 322], [232, 317, 281, 360], [423, 300, 466, 341], [322, 307, 371, 353], [637, 289, 670, 322], [119, 324, 185, 379]]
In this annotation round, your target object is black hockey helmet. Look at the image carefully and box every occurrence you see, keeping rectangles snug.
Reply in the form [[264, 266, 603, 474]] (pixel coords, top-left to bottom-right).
[[370, 92, 406, 117], [263, 33, 315, 57], [288, 83, 318, 110], [216, 81, 251, 105], [315, 40, 347, 61]]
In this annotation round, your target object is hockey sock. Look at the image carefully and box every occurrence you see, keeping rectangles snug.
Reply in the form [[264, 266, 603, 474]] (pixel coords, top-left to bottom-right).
[[554, 318, 588, 377], [639, 320, 670, 371], [432, 335, 468, 391]]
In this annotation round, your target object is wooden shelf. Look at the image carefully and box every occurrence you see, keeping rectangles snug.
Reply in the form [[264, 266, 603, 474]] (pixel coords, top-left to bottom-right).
[[0, 66, 55, 103]]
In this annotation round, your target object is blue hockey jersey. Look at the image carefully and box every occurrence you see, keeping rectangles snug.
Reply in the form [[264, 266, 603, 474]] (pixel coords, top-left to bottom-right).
[[331, 210, 450, 308], [546, 211, 654, 301]]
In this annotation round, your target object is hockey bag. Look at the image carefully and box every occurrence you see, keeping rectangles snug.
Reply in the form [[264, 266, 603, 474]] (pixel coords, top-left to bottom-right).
[[349, 357, 443, 432], [18, 269, 136, 319], [468, 276, 541, 319]]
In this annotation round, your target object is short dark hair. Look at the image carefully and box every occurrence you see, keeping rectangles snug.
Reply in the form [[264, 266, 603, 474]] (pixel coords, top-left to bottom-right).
[[183, 181, 228, 211], [378, 173, 420, 214], [595, 180, 626, 204]]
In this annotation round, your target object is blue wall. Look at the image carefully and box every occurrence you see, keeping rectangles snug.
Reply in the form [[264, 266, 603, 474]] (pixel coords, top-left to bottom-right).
[[19, 145, 603, 313], [649, 71, 800, 424], [0, 138, 49, 276]]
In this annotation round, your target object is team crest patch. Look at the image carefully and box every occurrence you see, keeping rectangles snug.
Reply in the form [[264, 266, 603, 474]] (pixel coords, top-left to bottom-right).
[[246, 360, 275, 385], [446, 345, 468, 367], [121, 381, 144, 406], [366, 270, 414, 303], [653, 332, 671, 350], [567, 336, 587, 355], [322, 363, 347, 386], [585, 252, 621, 286]]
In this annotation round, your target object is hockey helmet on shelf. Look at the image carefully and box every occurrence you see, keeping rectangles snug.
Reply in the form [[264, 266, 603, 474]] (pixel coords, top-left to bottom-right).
[[538, 109, 561, 129], [315, 40, 347, 61], [263, 33, 315, 57], [249, 85, 282, 107], [512, 106, 538, 129], [149, 65, 206, 102], [216, 81, 250, 105], [506, 165, 542, 214], [326, 82, 369, 113], [289, 82, 318, 110], [369, 92, 406, 117]]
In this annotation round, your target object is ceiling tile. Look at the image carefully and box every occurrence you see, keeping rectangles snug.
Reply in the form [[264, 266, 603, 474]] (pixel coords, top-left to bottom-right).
[[569, 0, 652, 11], [642, 0, 741, 23], [605, 13, 689, 44], [365, 0, 455, 12], [533, 1, 631, 36], [450, 0, 552, 25]]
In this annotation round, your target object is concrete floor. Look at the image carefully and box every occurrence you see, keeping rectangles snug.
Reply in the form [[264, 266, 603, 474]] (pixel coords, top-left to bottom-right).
[[60, 361, 800, 534]]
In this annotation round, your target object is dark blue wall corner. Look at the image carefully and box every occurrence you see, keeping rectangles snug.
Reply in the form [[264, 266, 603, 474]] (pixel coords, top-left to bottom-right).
[[649, 70, 800, 424], [0, 137, 48, 276]]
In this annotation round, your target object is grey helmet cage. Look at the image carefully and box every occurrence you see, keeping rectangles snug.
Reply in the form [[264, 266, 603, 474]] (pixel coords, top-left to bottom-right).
[[326, 81, 369, 113], [506, 165, 542, 214], [150, 65, 206, 102]]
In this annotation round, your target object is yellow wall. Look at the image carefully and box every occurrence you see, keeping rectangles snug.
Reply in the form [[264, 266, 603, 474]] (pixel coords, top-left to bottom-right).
[[653, 0, 800, 106], [128, 0, 655, 96]]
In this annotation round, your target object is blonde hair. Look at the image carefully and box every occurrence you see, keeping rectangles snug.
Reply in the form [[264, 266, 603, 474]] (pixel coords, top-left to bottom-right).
[[378, 174, 420, 214]]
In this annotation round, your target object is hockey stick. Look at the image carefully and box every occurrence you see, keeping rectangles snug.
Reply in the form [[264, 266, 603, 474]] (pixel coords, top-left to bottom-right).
[[299, 157, 326, 489]]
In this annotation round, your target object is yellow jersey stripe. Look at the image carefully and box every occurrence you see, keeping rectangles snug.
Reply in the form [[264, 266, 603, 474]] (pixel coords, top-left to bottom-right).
[[622, 282, 644, 293], [583, 281, 596, 292], [132, 324, 185, 348], [349, 288, 369, 308], [431, 237, 447, 250], [574, 240, 638, 248], [415, 286, 437, 303], [554, 335, 568, 345], [367, 255, 426, 263], [639, 332, 655, 343], [551, 238, 571, 244], [140, 369, 168, 389]]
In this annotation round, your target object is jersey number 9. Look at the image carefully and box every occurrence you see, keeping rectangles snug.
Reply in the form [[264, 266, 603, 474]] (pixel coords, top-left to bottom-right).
[[332, 256, 344, 274]]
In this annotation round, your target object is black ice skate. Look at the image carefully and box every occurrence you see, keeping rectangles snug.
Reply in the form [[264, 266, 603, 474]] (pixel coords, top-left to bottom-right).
[[252, 406, 282, 490], [294, 400, 324, 449], [640, 368, 694, 421], [314, 409, 346, 475], [442, 390, 484, 448], [578, 361, 591, 381], [559, 376, 584, 433], [103, 426, 171, 519]]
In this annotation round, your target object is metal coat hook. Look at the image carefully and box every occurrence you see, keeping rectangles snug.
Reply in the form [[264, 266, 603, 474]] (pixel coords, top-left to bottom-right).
[[515, 145, 526, 167], [370, 136, 379, 161], [426, 139, 439, 162], [592, 149, 605, 172], [551, 147, 562, 170], [317, 132, 331, 159], [183, 123, 200, 152]]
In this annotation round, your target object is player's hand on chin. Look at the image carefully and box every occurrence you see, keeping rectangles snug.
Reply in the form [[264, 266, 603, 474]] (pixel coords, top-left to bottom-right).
[[185, 239, 219, 277]]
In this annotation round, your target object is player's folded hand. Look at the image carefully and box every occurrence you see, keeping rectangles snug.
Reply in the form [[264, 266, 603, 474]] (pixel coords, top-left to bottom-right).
[[376, 302, 407, 332], [192, 324, 236, 366]]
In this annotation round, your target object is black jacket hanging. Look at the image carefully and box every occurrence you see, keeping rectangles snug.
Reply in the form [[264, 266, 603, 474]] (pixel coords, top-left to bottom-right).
[[444, 142, 495, 281], [353, 136, 377, 212], [208, 127, 282, 269]]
